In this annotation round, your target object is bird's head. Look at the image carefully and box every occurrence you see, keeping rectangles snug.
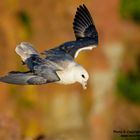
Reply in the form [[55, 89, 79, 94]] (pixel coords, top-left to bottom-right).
[[74, 66, 89, 89]]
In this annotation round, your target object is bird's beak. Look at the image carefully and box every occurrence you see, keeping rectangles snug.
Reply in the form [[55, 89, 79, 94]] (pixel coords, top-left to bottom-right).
[[82, 81, 87, 90]]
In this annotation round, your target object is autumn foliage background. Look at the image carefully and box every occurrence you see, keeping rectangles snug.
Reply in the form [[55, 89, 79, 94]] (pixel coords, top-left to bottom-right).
[[0, 0, 140, 140]]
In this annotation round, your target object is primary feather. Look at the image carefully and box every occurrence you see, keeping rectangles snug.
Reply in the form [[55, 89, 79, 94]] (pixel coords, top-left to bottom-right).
[[73, 4, 98, 40], [42, 4, 98, 58]]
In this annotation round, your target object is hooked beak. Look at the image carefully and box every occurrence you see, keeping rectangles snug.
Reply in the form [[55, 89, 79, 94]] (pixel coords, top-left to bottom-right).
[[82, 81, 87, 90]]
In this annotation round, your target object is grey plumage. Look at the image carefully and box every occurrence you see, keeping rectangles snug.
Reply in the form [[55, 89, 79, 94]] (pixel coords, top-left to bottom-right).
[[0, 4, 98, 89], [15, 42, 38, 62], [0, 42, 61, 85], [0, 72, 47, 85], [42, 4, 98, 58], [73, 4, 97, 40]]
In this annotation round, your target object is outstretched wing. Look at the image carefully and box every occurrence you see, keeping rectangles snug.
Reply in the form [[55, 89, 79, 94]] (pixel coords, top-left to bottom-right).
[[3, 42, 61, 85], [43, 4, 98, 58], [62, 4, 98, 58], [15, 42, 39, 62], [73, 4, 98, 40], [0, 69, 60, 85], [0, 71, 47, 85]]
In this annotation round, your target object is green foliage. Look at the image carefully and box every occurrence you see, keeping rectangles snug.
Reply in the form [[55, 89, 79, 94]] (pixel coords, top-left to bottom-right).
[[17, 10, 32, 36], [113, 136, 140, 140], [117, 55, 140, 104], [120, 0, 140, 23], [18, 11, 30, 27]]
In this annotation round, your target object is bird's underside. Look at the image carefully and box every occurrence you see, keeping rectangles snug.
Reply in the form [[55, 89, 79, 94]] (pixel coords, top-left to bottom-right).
[[0, 4, 98, 89]]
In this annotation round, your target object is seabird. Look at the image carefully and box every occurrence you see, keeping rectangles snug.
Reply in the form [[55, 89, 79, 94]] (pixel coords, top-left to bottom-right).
[[0, 4, 98, 89]]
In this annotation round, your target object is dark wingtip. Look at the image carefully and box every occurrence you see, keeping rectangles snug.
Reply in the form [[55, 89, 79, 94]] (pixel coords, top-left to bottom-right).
[[73, 4, 98, 40]]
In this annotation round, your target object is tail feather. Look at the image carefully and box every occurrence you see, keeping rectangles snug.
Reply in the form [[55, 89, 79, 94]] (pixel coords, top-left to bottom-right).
[[15, 42, 38, 62]]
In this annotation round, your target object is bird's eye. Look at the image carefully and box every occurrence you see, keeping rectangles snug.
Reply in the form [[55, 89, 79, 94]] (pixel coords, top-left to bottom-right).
[[81, 74, 85, 78]]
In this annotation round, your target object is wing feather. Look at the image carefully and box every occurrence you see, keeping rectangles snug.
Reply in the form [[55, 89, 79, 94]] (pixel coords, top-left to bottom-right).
[[42, 4, 98, 58], [0, 71, 47, 85], [73, 4, 98, 40]]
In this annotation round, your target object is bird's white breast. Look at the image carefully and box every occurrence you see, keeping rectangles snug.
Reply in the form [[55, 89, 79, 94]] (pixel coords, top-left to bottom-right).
[[56, 62, 77, 85]]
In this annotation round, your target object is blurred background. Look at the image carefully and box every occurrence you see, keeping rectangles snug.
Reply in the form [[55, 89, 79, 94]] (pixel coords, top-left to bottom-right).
[[0, 0, 140, 140]]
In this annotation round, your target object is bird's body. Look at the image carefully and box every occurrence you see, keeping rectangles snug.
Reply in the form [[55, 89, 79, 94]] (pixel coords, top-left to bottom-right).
[[56, 62, 88, 89], [0, 4, 98, 89]]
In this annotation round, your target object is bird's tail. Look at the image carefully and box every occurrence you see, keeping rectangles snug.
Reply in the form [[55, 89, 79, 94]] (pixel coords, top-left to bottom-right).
[[15, 42, 39, 62]]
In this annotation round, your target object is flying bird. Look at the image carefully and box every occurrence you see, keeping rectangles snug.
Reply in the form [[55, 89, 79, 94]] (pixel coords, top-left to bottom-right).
[[0, 4, 98, 89]]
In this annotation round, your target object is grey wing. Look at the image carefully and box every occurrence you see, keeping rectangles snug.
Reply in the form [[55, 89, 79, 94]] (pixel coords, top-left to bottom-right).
[[0, 71, 47, 85], [34, 64, 61, 83], [15, 42, 39, 62], [0, 70, 60, 85], [41, 49, 73, 69], [59, 4, 98, 58], [73, 4, 98, 40], [42, 4, 98, 58]]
